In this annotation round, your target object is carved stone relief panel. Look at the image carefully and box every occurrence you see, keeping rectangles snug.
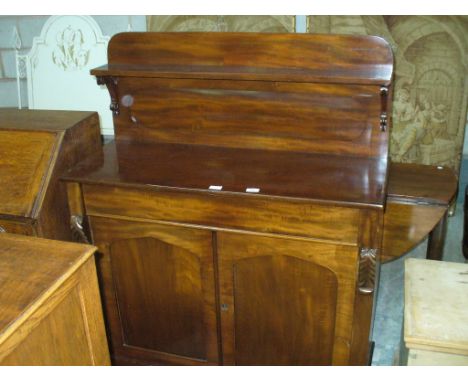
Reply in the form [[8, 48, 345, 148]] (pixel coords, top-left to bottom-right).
[[309, 16, 468, 173], [147, 16, 295, 33]]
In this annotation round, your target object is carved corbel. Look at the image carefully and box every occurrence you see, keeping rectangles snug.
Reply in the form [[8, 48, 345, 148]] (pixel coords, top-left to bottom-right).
[[70, 215, 90, 244], [379, 86, 389, 132], [358, 248, 377, 294], [97, 76, 120, 116]]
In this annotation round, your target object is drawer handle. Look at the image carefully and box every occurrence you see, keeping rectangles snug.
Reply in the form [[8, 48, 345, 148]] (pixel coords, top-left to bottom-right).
[[0, 225, 5, 233]]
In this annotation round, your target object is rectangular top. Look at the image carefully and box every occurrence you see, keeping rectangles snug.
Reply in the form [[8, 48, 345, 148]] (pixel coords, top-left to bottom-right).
[[64, 140, 387, 208], [404, 258, 468, 354], [0, 233, 96, 343], [0, 109, 96, 132]]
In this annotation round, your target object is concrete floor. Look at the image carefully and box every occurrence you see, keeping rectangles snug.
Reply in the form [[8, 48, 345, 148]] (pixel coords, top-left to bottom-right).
[[371, 159, 468, 365]]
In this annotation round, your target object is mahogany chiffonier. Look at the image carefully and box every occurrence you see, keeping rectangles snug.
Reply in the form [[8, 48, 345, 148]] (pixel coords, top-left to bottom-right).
[[63, 32, 394, 365], [0, 109, 101, 240], [0, 233, 110, 365]]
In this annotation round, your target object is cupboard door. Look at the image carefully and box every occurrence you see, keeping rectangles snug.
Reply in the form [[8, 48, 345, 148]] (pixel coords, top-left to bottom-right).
[[90, 216, 219, 365], [217, 232, 359, 365]]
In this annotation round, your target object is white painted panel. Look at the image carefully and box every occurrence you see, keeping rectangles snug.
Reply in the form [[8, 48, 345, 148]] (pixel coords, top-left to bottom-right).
[[25, 16, 113, 135]]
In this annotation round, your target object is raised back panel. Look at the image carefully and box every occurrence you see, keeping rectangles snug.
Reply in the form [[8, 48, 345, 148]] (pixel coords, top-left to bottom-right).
[[92, 32, 393, 158], [114, 78, 382, 156], [107, 32, 393, 82]]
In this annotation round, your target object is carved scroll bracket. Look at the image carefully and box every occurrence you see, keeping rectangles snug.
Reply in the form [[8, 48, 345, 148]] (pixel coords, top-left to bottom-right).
[[358, 248, 377, 294], [380, 86, 389, 132], [97, 76, 120, 116], [70, 215, 90, 244]]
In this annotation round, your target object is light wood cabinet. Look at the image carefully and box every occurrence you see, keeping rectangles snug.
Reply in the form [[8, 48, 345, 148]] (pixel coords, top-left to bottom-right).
[[0, 233, 110, 366], [0, 109, 101, 240], [401, 259, 468, 366]]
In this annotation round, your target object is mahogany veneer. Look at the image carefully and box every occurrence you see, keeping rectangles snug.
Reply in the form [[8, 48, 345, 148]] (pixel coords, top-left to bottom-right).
[[383, 163, 457, 262], [64, 32, 394, 365]]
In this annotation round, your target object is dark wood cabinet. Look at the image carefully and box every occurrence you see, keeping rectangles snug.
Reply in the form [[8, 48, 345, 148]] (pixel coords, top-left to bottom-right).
[[89, 217, 219, 365], [217, 232, 359, 365], [63, 32, 394, 365]]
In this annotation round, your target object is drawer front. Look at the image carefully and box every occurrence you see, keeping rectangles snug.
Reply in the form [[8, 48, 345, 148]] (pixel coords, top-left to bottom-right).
[[82, 184, 360, 244], [0, 219, 34, 235]]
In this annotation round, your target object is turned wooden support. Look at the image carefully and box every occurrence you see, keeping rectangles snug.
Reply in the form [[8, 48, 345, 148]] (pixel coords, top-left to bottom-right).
[[463, 185, 468, 260], [427, 211, 448, 261]]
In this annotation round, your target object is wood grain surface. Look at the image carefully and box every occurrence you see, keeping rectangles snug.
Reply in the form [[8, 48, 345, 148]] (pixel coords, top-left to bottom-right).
[[217, 232, 358, 365], [0, 109, 101, 241], [0, 130, 57, 217], [90, 217, 219, 365], [65, 140, 386, 209], [96, 32, 393, 85], [405, 259, 468, 355], [0, 233, 110, 365]]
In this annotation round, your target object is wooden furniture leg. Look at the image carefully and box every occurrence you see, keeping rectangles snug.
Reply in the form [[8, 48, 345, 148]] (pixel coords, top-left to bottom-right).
[[426, 211, 448, 261], [463, 185, 468, 259]]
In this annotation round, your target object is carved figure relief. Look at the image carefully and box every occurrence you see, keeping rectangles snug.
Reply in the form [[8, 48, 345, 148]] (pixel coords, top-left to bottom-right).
[[309, 16, 468, 173], [147, 16, 295, 33], [52, 26, 90, 71]]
